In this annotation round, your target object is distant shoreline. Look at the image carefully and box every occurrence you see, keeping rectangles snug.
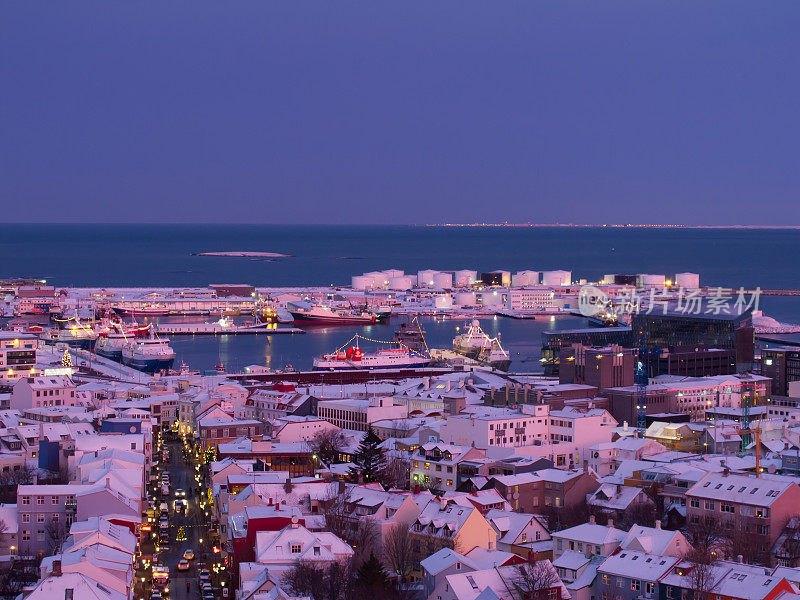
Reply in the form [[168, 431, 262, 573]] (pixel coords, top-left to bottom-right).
[[428, 223, 800, 229], [192, 251, 291, 257]]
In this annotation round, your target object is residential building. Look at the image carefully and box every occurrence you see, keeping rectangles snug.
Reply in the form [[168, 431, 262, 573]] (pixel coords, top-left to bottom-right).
[[11, 375, 78, 410], [0, 332, 38, 382], [685, 472, 800, 559], [317, 396, 407, 431]]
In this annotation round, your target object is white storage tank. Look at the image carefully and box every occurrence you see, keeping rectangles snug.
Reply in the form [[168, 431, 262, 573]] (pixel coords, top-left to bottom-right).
[[434, 294, 454, 309], [603, 274, 616, 284], [382, 269, 404, 279], [455, 270, 478, 287], [481, 290, 503, 307], [638, 273, 666, 288], [433, 272, 453, 289], [418, 270, 439, 288], [351, 275, 373, 290], [364, 271, 389, 288], [454, 291, 477, 306], [388, 276, 413, 291], [407, 274, 418, 287], [542, 270, 571, 286], [512, 270, 539, 286], [675, 272, 700, 289]]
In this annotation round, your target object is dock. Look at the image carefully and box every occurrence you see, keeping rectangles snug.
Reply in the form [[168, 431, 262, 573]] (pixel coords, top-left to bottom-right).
[[229, 366, 458, 386], [155, 323, 305, 335]]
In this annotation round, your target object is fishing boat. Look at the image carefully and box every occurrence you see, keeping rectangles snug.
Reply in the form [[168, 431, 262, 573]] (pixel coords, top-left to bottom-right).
[[121, 335, 176, 372], [452, 320, 493, 358], [287, 301, 380, 325], [392, 316, 428, 355]]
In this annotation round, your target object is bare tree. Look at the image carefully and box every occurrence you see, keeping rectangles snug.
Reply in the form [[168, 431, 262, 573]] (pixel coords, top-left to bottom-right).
[[319, 486, 353, 540], [310, 429, 349, 465], [685, 516, 723, 560], [284, 559, 354, 600], [377, 455, 410, 490], [498, 560, 560, 600], [350, 519, 378, 567], [382, 523, 414, 582], [620, 500, 657, 529], [45, 518, 68, 554]]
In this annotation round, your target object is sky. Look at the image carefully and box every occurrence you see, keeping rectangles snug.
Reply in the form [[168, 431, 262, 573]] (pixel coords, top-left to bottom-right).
[[1, 1, 799, 225]]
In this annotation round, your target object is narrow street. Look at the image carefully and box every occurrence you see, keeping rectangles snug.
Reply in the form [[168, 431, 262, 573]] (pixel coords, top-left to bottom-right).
[[147, 433, 224, 600]]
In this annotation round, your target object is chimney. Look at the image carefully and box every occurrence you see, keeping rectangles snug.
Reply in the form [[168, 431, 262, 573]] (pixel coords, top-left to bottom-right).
[[414, 484, 420, 494], [52, 559, 62, 577], [446, 380, 451, 392], [655, 521, 662, 530], [589, 514, 596, 524], [607, 518, 614, 528], [291, 515, 299, 529], [424, 377, 430, 390], [737, 554, 744, 564], [440, 498, 448, 511], [268, 497, 273, 506], [338, 480, 346, 494], [723, 467, 730, 477]]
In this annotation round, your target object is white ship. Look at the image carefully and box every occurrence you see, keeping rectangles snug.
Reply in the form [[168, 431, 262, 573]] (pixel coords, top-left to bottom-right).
[[121, 335, 176, 372], [95, 333, 129, 361], [452, 320, 493, 358], [453, 320, 511, 370], [313, 336, 431, 370]]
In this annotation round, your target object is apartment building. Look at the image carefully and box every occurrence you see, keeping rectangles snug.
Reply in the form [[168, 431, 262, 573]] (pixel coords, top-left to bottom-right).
[[0, 332, 37, 382], [17, 483, 92, 557], [685, 472, 800, 556], [479, 469, 599, 513], [317, 396, 407, 432], [11, 375, 78, 410], [410, 443, 486, 493]]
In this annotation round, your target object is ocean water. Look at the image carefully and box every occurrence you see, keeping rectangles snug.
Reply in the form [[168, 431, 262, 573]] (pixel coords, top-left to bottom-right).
[[3, 224, 800, 371], [3, 224, 800, 291]]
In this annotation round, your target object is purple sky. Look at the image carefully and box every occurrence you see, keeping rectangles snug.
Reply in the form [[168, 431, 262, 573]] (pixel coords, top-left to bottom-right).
[[2, 2, 799, 225]]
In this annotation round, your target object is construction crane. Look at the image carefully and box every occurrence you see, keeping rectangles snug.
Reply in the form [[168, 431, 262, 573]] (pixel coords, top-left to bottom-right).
[[635, 359, 648, 430], [738, 382, 763, 477]]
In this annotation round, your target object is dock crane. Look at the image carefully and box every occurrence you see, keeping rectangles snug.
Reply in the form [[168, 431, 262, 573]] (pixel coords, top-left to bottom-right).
[[738, 382, 763, 477]]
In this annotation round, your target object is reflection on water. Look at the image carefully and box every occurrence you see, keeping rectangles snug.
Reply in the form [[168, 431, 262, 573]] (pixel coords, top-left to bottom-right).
[[161, 314, 587, 373]]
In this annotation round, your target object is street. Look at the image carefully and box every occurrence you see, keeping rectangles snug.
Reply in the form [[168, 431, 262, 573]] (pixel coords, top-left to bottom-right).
[[143, 432, 225, 600]]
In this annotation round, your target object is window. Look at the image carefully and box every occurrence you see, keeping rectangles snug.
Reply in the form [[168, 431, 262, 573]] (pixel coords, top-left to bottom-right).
[[21, 530, 30, 541], [21, 514, 29, 523], [704, 500, 714, 510], [313, 546, 320, 556], [36, 514, 44, 523], [721, 503, 735, 513], [602, 574, 609, 585], [290, 543, 301, 553], [647, 582, 655, 594], [632, 580, 641, 591], [690, 499, 699, 508], [51, 496, 59, 505], [36, 497, 45, 505]]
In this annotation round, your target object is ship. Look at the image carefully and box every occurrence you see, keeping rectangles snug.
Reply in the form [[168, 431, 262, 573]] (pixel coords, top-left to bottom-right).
[[313, 335, 432, 370], [121, 335, 176, 372], [452, 319, 512, 370], [95, 333, 129, 360], [452, 320, 493, 358], [477, 339, 511, 371], [392, 316, 428, 355], [41, 315, 98, 349], [287, 301, 380, 325], [111, 304, 170, 317]]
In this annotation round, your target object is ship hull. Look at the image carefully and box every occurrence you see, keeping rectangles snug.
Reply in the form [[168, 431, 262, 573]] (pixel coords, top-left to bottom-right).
[[313, 358, 432, 371], [289, 312, 376, 325], [95, 348, 123, 361], [122, 356, 175, 372]]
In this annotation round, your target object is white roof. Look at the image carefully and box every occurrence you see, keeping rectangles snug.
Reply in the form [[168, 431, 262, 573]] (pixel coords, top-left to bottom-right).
[[686, 472, 796, 506], [598, 550, 678, 580], [554, 523, 625, 546]]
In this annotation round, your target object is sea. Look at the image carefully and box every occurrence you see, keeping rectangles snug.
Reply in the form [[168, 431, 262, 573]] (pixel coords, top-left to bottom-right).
[[3, 224, 800, 372]]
